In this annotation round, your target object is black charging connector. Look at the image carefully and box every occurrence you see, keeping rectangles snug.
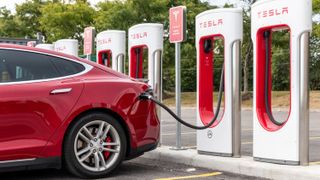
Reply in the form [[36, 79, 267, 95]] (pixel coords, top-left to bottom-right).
[[204, 39, 213, 54], [135, 48, 141, 78]]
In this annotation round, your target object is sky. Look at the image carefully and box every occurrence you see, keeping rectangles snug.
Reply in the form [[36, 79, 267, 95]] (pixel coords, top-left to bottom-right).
[[1, 0, 26, 12], [1, 0, 243, 13]]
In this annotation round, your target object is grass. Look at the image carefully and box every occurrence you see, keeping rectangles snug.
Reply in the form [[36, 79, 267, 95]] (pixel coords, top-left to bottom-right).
[[163, 91, 320, 109]]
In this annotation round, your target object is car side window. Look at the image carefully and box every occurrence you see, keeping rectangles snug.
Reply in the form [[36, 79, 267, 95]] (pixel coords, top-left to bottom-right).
[[0, 49, 60, 83], [49, 56, 85, 76]]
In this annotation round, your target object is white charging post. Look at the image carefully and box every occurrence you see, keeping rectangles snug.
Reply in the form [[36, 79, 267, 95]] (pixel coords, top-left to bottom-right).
[[96, 30, 126, 73], [128, 23, 163, 97], [54, 39, 79, 57], [252, 0, 312, 165], [196, 8, 242, 157], [128, 23, 163, 143]]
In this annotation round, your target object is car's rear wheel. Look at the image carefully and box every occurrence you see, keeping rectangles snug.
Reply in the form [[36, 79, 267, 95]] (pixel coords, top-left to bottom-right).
[[64, 113, 127, 178]]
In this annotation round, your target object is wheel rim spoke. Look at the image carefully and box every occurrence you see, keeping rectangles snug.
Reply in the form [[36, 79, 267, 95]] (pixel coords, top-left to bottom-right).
[[77, 146, 90, 156], [103, 142, 119, 146], [101, 124, 111, 140], [98, 152, 106, 168], [83, 126, 94, 140], [103, 147, 119, 153], [94, 153, 100, 170], [79, 132, 90, 143], [96, 121, 105, 138], [80, 151, 93, 162]]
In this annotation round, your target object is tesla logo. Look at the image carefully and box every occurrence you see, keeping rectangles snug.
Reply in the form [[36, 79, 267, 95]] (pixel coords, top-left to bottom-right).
[[199, 19, 223, 29], [131, 32, 148, 40], [55, 46, 66, 52], [207, 130, 213, 139], [27, 41, 36, 47], [97, 38, 112, 46], [85, 31, 90, 38], [258, 7, 289, 18], [173, 10, 179, 21]]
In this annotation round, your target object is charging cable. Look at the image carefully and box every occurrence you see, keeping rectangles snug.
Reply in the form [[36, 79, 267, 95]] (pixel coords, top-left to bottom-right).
[[263, 30, 285, 126], [139, 64, 224, 130]]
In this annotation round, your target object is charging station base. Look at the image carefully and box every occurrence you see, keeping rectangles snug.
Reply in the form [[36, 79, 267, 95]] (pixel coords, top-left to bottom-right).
[[198, 151, 233, 157], [170, 147, 187, 151], [253, 157, 299, 166]]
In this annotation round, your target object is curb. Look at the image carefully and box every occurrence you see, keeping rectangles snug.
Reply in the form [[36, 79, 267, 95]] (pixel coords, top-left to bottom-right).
[[142, 146, 320, 180]]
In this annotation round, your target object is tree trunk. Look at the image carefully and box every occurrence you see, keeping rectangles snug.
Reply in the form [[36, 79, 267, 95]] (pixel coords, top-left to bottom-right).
[[243, 42, 253, 95]]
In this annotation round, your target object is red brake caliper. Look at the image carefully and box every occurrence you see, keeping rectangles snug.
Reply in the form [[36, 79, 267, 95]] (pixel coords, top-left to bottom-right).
[[104, 137, 112, 159]]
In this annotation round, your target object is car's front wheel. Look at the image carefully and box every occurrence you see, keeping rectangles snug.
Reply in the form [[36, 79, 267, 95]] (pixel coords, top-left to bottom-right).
[[64, 113, 127, 178]]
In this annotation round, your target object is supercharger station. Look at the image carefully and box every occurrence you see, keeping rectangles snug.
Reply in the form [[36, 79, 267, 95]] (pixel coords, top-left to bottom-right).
[[196, 9, 242, 157], [35, 43, 54, 51], [252, 0, 312, 165], [54, 39, 79, 56], [128, 23, 163, 103], [96, 30, 126, 72]]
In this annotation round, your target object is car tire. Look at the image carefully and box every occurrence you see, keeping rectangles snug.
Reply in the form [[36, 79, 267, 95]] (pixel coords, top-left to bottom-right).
[[64, 112, 127, 178]]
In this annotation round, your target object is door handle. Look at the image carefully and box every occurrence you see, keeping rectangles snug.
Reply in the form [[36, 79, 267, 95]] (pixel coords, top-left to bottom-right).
[[50, 88, 72, 95]]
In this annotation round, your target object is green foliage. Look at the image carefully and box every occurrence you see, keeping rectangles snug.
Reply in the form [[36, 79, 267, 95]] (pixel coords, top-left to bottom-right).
[[313, 0, 320, 37], [15, 0, 46, 38], [314, 0, 320, 13], [310, 36, 320, 90], [271, 31, 290, 91], [0, 7, 24, 37], [39, 1, 95, 43]]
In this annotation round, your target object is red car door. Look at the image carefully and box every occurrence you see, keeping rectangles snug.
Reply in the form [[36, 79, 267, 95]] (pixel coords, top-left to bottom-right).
[[0, 49, 87, 161]]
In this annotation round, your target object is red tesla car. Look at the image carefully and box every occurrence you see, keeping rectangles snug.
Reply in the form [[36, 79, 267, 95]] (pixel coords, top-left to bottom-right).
[[0, 44, 160, 178]]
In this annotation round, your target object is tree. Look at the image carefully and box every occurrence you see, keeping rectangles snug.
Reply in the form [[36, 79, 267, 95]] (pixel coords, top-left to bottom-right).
[[39, 1, 95, 43], [239, 0, 256, 96], [313, 0, 320, 37], [242, 10, 253, 95], [310, 36, 320, 89], [0, 7, 24, 37], [15, 0, 47, 39], [271, 31, 290, 90]]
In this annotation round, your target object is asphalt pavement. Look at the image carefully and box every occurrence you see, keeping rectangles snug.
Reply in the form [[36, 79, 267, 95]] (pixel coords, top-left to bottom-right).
[[0, 157, 265, 180]]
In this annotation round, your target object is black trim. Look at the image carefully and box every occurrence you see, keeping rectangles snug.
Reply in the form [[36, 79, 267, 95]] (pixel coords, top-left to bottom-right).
[[0, 157, 60, 173], [125, 142, 158, 160]]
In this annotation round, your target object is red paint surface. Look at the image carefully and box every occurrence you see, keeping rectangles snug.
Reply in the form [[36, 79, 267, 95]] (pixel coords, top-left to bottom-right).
[[129, 46, 146, 79], [0, 43, 159, 161], [255, 25, 291, 131], [198, 35, 225, 128], [98, 50, 112, 67]]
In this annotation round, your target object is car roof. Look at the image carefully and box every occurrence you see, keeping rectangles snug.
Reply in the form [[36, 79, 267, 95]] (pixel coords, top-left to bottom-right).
[[0, 43, 129, 79]]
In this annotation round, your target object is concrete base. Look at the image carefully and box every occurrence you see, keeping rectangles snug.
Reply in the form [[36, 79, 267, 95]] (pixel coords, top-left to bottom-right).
[[142, 146, 320, 180]]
